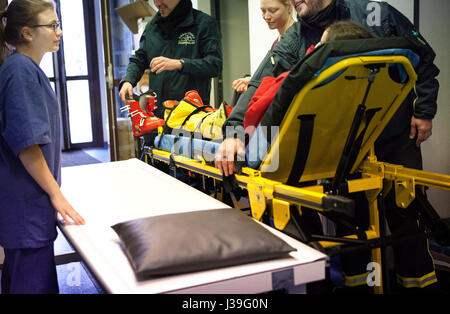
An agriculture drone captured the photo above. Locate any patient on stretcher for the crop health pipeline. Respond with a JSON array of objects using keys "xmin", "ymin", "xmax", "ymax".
[
  {"xmin": 216, "ymin": 21, "xmax": 374, "ymax": 172},
  {"xmin": 244, "ymin": 21, "xmax": 373, "ymax": 135}
]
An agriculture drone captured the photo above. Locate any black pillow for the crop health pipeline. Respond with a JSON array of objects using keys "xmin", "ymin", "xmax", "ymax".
[{"xmin": 112, "ymin": 208, "xmax": 296, "ymax": 280}]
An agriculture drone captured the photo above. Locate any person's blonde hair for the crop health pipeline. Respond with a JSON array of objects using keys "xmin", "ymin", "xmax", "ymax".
[
  {"xmin": 277, "ymin": 0, "xmax": 291, "ymax": 5},
  {"xmin": 0, "ymin": 0, "xmax": 54, "ymax": 65}
]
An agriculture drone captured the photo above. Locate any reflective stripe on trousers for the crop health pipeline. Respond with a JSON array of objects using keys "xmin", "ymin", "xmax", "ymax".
[
  {"xmin": 396, "ymin": 271, "xmax": 438, "ymax": 288},
  {"xmin": 343, "ymin": 271, "xmax": 370, "ymax": 287},
  {"xmin": 343, "ymin": 270, "xmax": 438, "ymax": 288}
]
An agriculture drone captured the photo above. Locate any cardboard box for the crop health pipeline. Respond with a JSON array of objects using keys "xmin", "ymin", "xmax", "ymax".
[{"xmin": 115, "ymin": 0, "xmax": 156, "ymax": 34}]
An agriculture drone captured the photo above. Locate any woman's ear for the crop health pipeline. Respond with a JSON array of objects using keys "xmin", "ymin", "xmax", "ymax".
[{"xmin": 21, "ymin": 26, "xmax": 34, "ymax": 42}]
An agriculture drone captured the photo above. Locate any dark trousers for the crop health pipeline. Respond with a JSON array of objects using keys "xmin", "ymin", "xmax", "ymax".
[
  {"xmin": 1, "ymin": 244, "xmax": 59, "ymax": 294},
  {"xmin": 339, "ymin": 128, "xmax": 437, "ymax": 289},
  {"xmin": 375, "ymin": 129, "xmax": 436, "ymax": 287}
]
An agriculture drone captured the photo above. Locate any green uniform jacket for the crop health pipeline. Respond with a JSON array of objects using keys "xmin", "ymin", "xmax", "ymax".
[
  {"xmin": 121, "ymin": 8, "xmax": 222, "ymax": 117},
  {"xmin": 224, "ymin": 0, "xmax": 439, "ymax": 141}
]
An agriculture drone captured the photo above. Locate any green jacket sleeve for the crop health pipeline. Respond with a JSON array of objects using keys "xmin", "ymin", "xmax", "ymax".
[
  {"xmin": 386, "ymin": 3, "xmax": 440, "ymax": 119},
  {"xmin": 120, "ymin": 31, "xmax": 150, "ymax": 89}
]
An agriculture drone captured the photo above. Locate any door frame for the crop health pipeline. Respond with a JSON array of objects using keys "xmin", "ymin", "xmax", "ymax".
[
  {"xmin": 53, "ymin": 0, "xmax": 104, "ymax": 150},
  {"xmin": 101, "ymin": 0, "xmax": 120, "ymax": 161}
]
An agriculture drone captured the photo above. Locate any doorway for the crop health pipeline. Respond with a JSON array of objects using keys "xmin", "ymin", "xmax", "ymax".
[{"xmin": 22, "ymin": 0, "xmax": 105, "ymax": 151}]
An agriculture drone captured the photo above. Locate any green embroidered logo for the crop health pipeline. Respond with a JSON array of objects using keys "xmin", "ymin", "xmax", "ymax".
[{"xmin": 178, "ymin": 32, "xmax": 196, "ymax": 45}]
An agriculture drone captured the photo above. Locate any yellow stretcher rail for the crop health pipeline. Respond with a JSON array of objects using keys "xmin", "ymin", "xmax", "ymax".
[
  {"xmin": 146, "ymin": 147, "xmax": 449, "ymax": 235},
  {"xmin": 146, "ymin": 149, "xmax": 330, "ymax": 215},
  {"xmin": 360, "ymin": 152, "xmax": 450, "ymax": 208}
]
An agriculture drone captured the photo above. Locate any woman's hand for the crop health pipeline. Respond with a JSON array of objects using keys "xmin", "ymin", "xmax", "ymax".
[
  {"xmin": 232, "ymin": 77, "xmax": 251, "ymax": 93},
  {"xmin": 18, "ymin": 145, "xmax": 85, "ymax": 226},
  {"xmin": 50, "ymin": 191, "xmax": 85, "ymax": 225}
]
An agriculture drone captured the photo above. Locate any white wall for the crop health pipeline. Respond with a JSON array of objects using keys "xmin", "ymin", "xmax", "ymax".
[
  {"xmin": 248, "ymin": 0, "xmax": 280, "ymax": 75},
  {"xmin": 197, "ymin": 0, "xmax": 210, "ymax": 13},
  {"xmin": 220, "ymin": 0, "xmax": 251, "ymax": 103},
  {"xmin": 419, "ymin": 0, "xmax": 450, "ymax": 218}
]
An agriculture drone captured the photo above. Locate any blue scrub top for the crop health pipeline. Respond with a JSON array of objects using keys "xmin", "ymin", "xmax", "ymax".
[{"xmin": 0, "ymin": 52, "xmax": 61, "ymax": 249}]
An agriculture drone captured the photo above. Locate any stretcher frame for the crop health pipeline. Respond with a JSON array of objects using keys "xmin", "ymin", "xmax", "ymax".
[{"xmin": 141, "ymin": 54, "xmax": 450, "ymax": 294}]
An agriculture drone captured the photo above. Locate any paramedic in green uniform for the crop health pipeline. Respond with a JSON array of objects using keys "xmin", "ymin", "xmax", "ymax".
[{"xmin": 119, "ymin": 0, "xmax": 223, "ymax": 119}]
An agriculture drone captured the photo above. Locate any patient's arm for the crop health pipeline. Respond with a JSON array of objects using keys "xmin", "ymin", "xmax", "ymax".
[{"xmin": 232, "ymin": 77, "xmax": 251, "ymax": 93}]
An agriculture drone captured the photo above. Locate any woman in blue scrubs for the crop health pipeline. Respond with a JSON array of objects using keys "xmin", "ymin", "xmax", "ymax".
[{"xmin": 0, "ymin": 0, "xmax": 85, "ymax": 294}]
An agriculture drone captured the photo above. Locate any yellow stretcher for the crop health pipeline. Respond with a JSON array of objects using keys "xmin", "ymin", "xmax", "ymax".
[{"xmin": 140, "ymin": 50, "xmax": 450, "ymax": 294}]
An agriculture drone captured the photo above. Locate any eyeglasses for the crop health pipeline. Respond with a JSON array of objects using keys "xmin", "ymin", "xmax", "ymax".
[{"xmin": 30, "ymin": 22, "xmax": 61, "ymax": 32}]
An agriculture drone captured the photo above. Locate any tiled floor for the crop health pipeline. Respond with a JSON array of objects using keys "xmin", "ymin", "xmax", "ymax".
[
  {"xmin": 83, "ymin": 147, "xmax": 111, "ymax": 163},
  {"xmin": 54, "ymin": 230, "xmax": 103, "ymax": 294}
]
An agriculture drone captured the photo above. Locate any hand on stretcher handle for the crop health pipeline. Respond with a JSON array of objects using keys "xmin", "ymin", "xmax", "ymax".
[{"xmin": 214, "ymin": 138, "xmax": 246, "ymax": 177}]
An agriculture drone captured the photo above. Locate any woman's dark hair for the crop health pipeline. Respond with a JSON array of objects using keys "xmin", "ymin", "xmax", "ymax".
[
  {"xmin": 0, "ymin": 0, "xmax": 54, "ymax": 65},
  {"xmin": 325, "ymin": 20, "xmax": 373, "ymax": 42}
]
